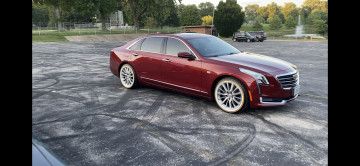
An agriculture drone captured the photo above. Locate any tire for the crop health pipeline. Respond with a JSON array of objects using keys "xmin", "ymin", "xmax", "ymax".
[
  {"xmin": 214, "ymin": 77, "xmax": 249, "ymax": 113},
  {"xmin": 233, "ymin": 38, "xmax": 237, "ymax": 42},
  {"xmin": 119, "ymin": 64, "xmax": 138, "ymax": 89},
  {"xmin": 247, "ymin": 38, "xmax": 250, "ymax": 42}
]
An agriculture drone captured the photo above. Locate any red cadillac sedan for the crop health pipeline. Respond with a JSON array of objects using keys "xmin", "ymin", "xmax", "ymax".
[{"xmin": 110, "ymin": 33, "xmax": 299, "ymax": 113}]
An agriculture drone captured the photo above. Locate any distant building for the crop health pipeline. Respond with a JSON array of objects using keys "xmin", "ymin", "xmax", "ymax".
[{"xmin": 182, "ymin": 25, "xmax": 217, "ymax": 36}]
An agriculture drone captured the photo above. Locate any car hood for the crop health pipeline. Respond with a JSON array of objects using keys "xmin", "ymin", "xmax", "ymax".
[{"xmin": 209, "ymin": 52, "xmax": 296, "ymax": 74}]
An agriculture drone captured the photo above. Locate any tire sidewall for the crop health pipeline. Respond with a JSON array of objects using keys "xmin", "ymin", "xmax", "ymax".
[
  {"xmin": 214, "ymin": 77, "xmax": 249, "ymax": 113},
  {"xmin": 120, "ymin": 64, "xmax": 138, "ymax": 89}
]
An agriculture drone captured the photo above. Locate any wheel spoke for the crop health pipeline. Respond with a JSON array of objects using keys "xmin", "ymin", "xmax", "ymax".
[
  {"xmin": 216, "ymin": 80, "xmax": 245, "ymax": 112},
  {"xmin": 230, "ymin": 83, "xmax": 234, "ymax": 92}
]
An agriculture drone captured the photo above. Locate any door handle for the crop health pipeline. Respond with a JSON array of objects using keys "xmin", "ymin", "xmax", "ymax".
[
  {"xmin": 162, "ymin": 59, "xmax": 170, "ymax": 62},
  {"xmin": 132, "ymin": 53, "xmax": 138, "ymax": 56}
]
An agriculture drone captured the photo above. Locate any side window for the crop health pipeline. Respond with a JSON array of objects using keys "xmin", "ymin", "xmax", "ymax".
[
  {"xmin": 140, "ymin": 37, "xmax": 165, "ymax": 53},
  {"xmin": 166, "ymin": 38, "xmax": 191, "ymax": 56},
  {"xmin": 128, "ymin": 38, "xmax": 144, "ymax": 50}
]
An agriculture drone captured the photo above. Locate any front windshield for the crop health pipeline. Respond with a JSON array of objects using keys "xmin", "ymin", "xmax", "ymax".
[
  {"xmin": 186, "ymin": 37, "xmax": 240, "ymax": 57},
  {"xmin": 246, "ymin": 32, "xmax": 251, "ymax": 36}
]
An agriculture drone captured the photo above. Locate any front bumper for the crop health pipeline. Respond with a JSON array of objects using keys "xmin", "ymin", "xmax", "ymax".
[{"xmin": 257, "ymin": 94, "xmax": 299, "ymax": 107}]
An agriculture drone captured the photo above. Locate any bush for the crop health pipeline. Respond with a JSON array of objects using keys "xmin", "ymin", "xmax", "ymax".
[
  {"xmin": 201, "ymin": 15, "xmax": 213, "ymax": 25},
  {"xmin": 213, "ymin": 0, "xmax": 245, "ymax": 37},
  {"xmin": 252, "ymin": 21, "xmax": 263, "ymax": 30},
  {"xmin": 254, "ymin": 16, "xmax": 265, "ymax": 24},
  {"xmin": 285, "ymin": 15, "xmax": 296, "ymax": 28},
  {"xmin": 313, "ymin": 19, "xmax": 328, "ymax": 35},
  {"xmin": 268, "ymin": 15, "xmax": 282, "ymax": 30}
]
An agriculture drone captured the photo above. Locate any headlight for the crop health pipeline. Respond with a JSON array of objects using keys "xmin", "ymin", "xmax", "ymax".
[{"xmin": 239, "ymin": 68, "xmax": 269, "ymax": 85}]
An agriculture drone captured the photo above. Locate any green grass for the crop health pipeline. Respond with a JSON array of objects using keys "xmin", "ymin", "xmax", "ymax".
[{"xmin": 32, "ymin": 26, "xmax": 186, "ymax": 42}]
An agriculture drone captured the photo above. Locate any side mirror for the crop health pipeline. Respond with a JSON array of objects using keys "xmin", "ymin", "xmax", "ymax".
[{"xmin": 178, "ymin": 52, "xmax": 195, "ymax": 60}]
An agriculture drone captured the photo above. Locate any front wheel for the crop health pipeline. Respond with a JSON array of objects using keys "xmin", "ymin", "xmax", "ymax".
[
  {"xmin": 119, "ymin": 64, "xmax": 138, "ymax": 89},
  {"xmin": 232, "ymin": 38, "xmax": 237, "ymax": 42},
  {"xmin": 247, "ymin": 38, "xmax": 250, "ymax": 42},
  {"xmin": 214, "ymin": 77, "xmax": 249, "ymax": 113}
]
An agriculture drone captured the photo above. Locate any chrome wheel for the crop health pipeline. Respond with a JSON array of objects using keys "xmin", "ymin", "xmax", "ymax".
[
  {"xmin": 214, "ymin": 78, "xmax": 246, "ymax": 113},
  {"xmin": 120, "ymin": 64, "xmax": 135, "ymax": 88}
]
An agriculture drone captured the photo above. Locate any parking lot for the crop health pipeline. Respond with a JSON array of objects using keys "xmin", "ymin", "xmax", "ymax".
[{"xmin": 32, "ymin": 39, "xmax": 328, "ymax": 166}]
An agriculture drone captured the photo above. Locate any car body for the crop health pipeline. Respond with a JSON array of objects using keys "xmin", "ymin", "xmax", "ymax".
[
  {"xmin": 32, "ymin": 136, "xmax": 67, "ymax": 166},
  {"xmin": 249, "ymin": 31, "xmax": 267, "ymax": 41},
  {"xmin": 110, "ymin": 33, "xmax": 299, "ymax": 113},
  {"xmin": 232, "ymin": 31, "xmax": 257, "ymax": 42}
]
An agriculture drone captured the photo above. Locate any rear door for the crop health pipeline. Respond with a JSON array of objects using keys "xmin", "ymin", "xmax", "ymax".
[{"xmin": 131, "ymin": 37, "xmax": 166, "ymax": 83}]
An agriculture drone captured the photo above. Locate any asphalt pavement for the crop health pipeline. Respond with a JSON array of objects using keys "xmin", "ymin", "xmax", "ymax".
[{"xmin": 32, "ymin": 39, "xmax": 328, "ymax": 166}]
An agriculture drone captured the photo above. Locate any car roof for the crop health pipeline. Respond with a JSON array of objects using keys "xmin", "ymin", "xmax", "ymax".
[{"xmin": 144, "ymin": 33, "xmax": 214, "ymax": 40}]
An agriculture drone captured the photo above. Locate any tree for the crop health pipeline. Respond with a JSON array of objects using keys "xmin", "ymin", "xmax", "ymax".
[
  {"xmin": 125, "ymin": 0, "xmax": 153, "ymax": 29},
  {"xmin": 144, "ymin": 17, "xmax": 158, "ymax": 28},
  {"xmin": 313, "ymin": 19, "xmax": 327, "ymax": 36},
  {"xmin": 245, "ymin": 4, "xmax": 259, "ymax": 23},
  {"xmin": 95, "ymin": 0, "xmax": 118, "ymax": 31},
  {"xmin": 281, "ymin": 2, "xmax": 296, "ymax": 20},
  {"xmin": 252, "ymin": 20, "xmax": 263, "ymax": 31},
  {"xmin": 256, "ymin": 6, "xmax": 268, "ymax": 21},
  {"xmin": 266, "ymin": 2, "xmax": 280, "ymax": 19},
  {"xmin": 164, "ymin": 7, "xmax": 180, "ymax": 27},
  {"xmin": 201, "ymin": 15, "xmax": 213, "ymax": 25},
  {"xmin": 306, "ymin": 9, "xmax": 327, "ymax": 25},
  {"xmin": 254, "ymin": 16, "xmax": 265, "ymax": 24},
  {"xmin": 180, "ymin": 5, "xmax": 201, "ymax": 26},
  {"xmin": 32, "ymin": 3, "xmax": 50, "ymax": 26},
  {"xmin": 285, "ymin": 15, "xmax": 296, "ymax": 28},
  {"xmin": 198, "ymin": 2, "xmax": 214, "ymax": 17},
  {"xmin": 213, "ymin": 0, "xmax": 245, "ymax": 37},
  {"xmin": 147, "ymin": 0, "xmax": 178, "ymax": 29},
  {"xmin": 40, "ymin": 0, "xmax": 66, "ymax": 30},
  {"xmin": 302, "ymin": 0, "xmax": 327, "ymax": 12},
  {"xmin": 268, "ymin": 15, "xmax": 282, "ymax": 29}
]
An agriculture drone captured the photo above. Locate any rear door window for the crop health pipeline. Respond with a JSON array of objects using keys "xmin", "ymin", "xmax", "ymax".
[
  {"xmin": 128, "ymin": 38, "xmax": 145, "ymax": 50},
  {"xmin": 140, "ymin": 37, "xmax": 165, "ymax": 53}
]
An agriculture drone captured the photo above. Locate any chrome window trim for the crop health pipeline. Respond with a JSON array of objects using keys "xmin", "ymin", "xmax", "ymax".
[
  {"xmin": 126, "ymin": 36, "xmax": 199, "ymax": 60},
  {"xmin": 140, "ymin": 76, "xmax": 207, "ymax": 94},
  {"xmin": 275, "ymin": 70, "xmax": 299, "ymax": 90}
]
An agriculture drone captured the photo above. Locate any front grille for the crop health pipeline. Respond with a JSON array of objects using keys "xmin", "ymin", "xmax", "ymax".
[{"xmin": 276, "ymin": 72, "xmax": 299, "ymax": 89}]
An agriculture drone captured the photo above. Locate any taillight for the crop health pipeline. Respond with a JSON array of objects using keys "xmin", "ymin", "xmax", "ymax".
[{"xmin": 261, "ymin": 35, "xmax": 264, "ymax": 37}]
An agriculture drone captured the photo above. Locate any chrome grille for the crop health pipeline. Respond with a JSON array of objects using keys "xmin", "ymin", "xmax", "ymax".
[{"xmin": 276, "ymin": 72, "xmax": 299, "ymax": 89}]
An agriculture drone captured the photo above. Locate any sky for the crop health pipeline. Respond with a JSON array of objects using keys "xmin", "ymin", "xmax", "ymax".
[{"xmin": 180, "ymin": 0, "xmax": 306, "ymax": 7}]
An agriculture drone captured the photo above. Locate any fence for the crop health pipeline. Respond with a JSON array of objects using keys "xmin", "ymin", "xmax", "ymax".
[{"xmin": 32, "ymin": 24, "xmax": 186, "ymax": 36}]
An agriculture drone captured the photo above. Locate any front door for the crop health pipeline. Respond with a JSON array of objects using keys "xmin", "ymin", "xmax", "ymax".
[{"xmin": 161, "ymin": 37, "xmax": 204, "ymax": 96}]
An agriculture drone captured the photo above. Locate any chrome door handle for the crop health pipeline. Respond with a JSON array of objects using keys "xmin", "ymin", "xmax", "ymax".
[
  {"xmin": 162, "ymin": 59, "xmax": 170, "ymax": 62},
  {"xmin": 132, "ymin": 53, "xmax": 138, "ymax": 56}
]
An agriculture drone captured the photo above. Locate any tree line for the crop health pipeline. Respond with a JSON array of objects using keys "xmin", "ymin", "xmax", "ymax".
[{"xmin": 32, "ymin": 0, "xmax": 328, "ymax": 37}]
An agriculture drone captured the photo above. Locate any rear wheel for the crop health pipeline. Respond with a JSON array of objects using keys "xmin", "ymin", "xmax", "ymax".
[
  {"xmin": 233, "ymin": 38, "xmax": 237, "ymax": 42},
  {"xmin": 119, "ymin": 64, "xmax": 138, "ymax": 89},
  {"xmin": 214, "ymin": 77, "xmax": 249, "ymax": 113},
  {"xmin": 247, "ymin": 38, "xmax": 250, "ymax": 42}
]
